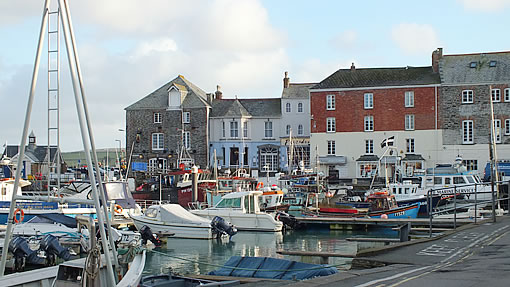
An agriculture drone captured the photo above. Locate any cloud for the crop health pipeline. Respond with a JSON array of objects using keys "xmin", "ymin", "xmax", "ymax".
[
  {"xmin": 457, "ymin": 0, "xmax": 510, "ymax": 12},
  {"xmin": 330, "ymin": 30, "xmax": 358, "ymax": 51},
  {"xmin": 391, "ymin": 23, "xmax": 441, "ymax": 55}
]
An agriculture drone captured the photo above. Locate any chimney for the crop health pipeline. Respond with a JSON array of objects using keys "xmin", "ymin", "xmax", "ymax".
[
  {"xmin": 432, "ymin": 48, "xmax": 443, "ymax": 73},
  {"xmin": 350, "ymin": 63, "xmax": 356, "ymax": 71},
  {"xmin": 215, "ymin": 85, "xmax": 223, "ymax": 100},
  {"xmin": 283, "ymin": 71, "xmax": 290, "ymax": 88}
]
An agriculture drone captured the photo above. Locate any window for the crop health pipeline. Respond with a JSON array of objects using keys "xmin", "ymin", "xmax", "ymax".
[
  {"xmin": 286, "ymin": 125, "xmax": 291, "ymax": 135},
  {"xmin": 148, "ymin": 158, "xmax": 167, "ymax": 173},
  {"xmin": 505, "ymin": 88, "xmax": 510, "ymax": 102},
  {"xmin": 406, "ymin": 138, "xmax": 415, "ymax": 153},
  {"xmin": 489, "ymin": 60, "xmax": 497, "ymax": 67},
  {"xmin": 462, "ymin": 160, "xmax": 478, "ymax": 171},
  {"xmin": 298, "ymin": 102, "xmax": 303, "ymax": 113},
  {"xmin": 492, "ymin": 88, "xmax": 501, "ymax": 102},
  {"xmin": 243, "ymin": 122, "xmax": 248, "ymax": 138},
  {"xmin": 493, "ymin": 119, "xmax": 501, "ymax": 143},
  {"xmin": 358, "ymin": 162, "xmax": 377, "ymax": 178},
  {"xmin": 462, "ymin": 90, "xmax": 473, "ymax": 104},
  {"xmin": 183, "ymin": 131, "xmax": 190, "ymax": 149},
  {"xmin": 364, "ymin": 93, "xmax": 373, "ymax": 109},
  {"xmin": 365, "ymin": 139, "xmax": 373, "ymax": 154},
  {"xmin": 230, "ymin": 121, "xmax": 239, "ymax": 138},
  {"xmin": 264, "ymin": 121, "xmax": 273, "ymax": 138},
  {"xmin": 326, "ymin": 94, "xmax": 335, "ymax": 110},
  {"xmin": 405, "ymin": 114, "xmax": 415, "ymax": 130},
  {"xmin": 298, "ymin": 124, "xmax": 303, "ymax": 135},
  {"xmin": 285, "ymin": 103, "xmax": 291, "ymax": 113},
  {"xmin": 364, "ymin": 116, "xmax": 374, "ymax": 131},
  {"xmin": 462, "ymin": 120, "xmax": 473, "ymax": 144},
  {"xmin": 506, "ymin": 119, "xmax": 510, "ymax": 135},
  {"xmin": 259, "ymin": 146, "xmax": 278, "ymax": 172},
  {"xmin": 470, "ymin": 62, "xmax": 477, "ymax": 68},
  {"xmin": 182, "ymin": 112, "xmax": 190, "ymax": 123},
  {"xmin": 327, "ymin": 140, "xmax": 336, "ymax": 155},
  {"xmin": 222, "ymin": 122, "xmax": 225, "ymax": 138},
  {"xmin": 405, "ymin": 91, "xmax": 414, "ymax": 107},
  {"xmin": 326, "ymin": 117, "xmax": 336, "ymax": 132},
  {"xmin": 152, "ymin": 133, "xmax": 164, "ymax": 150},
  {"xmin": 154, "ymin": 113, "xmax": 162, "ymax": 123}
]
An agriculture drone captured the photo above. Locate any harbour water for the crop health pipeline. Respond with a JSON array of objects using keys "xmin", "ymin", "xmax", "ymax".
[{"xmin": 142, "ymin": 226, "xmax": 399, "ymax": 276}]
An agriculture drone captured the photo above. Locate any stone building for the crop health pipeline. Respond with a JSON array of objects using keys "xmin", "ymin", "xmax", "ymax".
[
  {"xmin": 125, "ymin": 75, "xmax": 211, "ymax": 173},
  {"xmin": 436, "ymin": 49, "xmax": 510, "ymax": 173}
]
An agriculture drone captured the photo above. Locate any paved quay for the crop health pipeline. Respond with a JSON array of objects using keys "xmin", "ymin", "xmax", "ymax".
[{"xmin": 243, "ymin": 215, "xmax": 510, "ymax": 287}]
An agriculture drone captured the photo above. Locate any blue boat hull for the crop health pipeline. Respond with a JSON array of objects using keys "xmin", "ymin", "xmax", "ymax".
[{"xmin": 369, "ymin": 202, "xmax": 420, "ymax": 219}]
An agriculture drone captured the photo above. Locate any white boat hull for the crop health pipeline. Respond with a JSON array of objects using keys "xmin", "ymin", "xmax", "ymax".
[
  {"xmin": 190, "ymin": 209, "xmax": 283, "ymax": 232},
  {"xmin": 131, "ymin": 215, "xmax": 214, "ymax": 239}
]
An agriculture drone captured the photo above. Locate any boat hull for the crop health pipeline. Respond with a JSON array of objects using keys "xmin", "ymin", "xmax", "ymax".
[
  {"xmin": 369, "ymin": 203, "xmax": 421, "ymax": 219},
  {"xmin": 191, "ymin": 209, "xmax": 283, "ymax": 232},
  {"xmin": 130, "ymin": 215, "xmax": 214, "ymax": 239}
]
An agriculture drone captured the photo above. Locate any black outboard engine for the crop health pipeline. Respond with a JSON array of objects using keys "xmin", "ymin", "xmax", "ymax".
[
  {"xmin": 276, "ymin": 211, "xmax": 300, "ymax": 230},
  {"xmin": 40, "ymin": 234, "xmax": 71, "ymax": 266},
  {"xmin": 8, "ymin": 236, "xmax": 44, "ymax": 271},
  {"xmin": 210, "ymin": 216, "xmax": 237, "ymax": 240},
  {"xmin": 140, "ymin": 225, "xmax": 162, "ymax": 247}
]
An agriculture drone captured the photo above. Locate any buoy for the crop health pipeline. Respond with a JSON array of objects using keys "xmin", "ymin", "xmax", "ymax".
[{"xmin": 381, "ymin": 214, "xmax": 388, "ymax": 219}]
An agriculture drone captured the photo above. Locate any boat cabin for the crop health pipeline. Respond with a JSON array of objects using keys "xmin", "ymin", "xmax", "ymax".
[
  {"xmin": 366, "ymin": 190, "xmax": 398, "ymax": 212},
  {"xmin": 213, "ymin": 190, "xmax": 262, "ymax": 214}
]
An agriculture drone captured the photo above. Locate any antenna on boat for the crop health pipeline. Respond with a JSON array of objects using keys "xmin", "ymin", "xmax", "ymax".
[{"xmin": 0, "ymin": 1, "xmax": 118, "ymax": 284}]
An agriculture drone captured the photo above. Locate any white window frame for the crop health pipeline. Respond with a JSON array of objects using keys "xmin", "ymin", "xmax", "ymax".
[
  {"xmin": 505, "ymin": 88, "xmax": 510, "ymax": 102},
  {"xmin": 493, "ymin": 119, "xmax": 501, "ymax": 143},
  {"xmin": 152, "ymin": 133, "xmax": 164, "ymax": 150},
  {"xmin": 326, "ymin": 94, "xmax": 335, "ymax": 110},
  {"xmin": 326, "ymin": 117, "xmax": 336, "ymax": 133},
  {"xmin": 505, "ymin": 119, "xmax": 510, "ymax": 135},
  {"xmin": 242, "ymin": 121, "xmax": 248, "ymax": 138},
  {"xmin": 491, "ymin": 88, "xmax": 501, "ymax": 102},
  {"xmin": 285, "ymin": 102, "xmax": 291, "ymax": 113},
  {"xmin": 405, "ymin": 91, "xmax": 414, "ymax": 107},
  {"xmin": 298, "ymin": 124, "xmax": 303, "ymax": 135},
  {"xmin": 183, "ymin": 131, "xmax": 191, "ymax": 149},
  {"xmin": 462, "ymin": 90, "xmax": 473, "ymax": 104},
  {"xmin": 364, "ymin": 93, "xmax": 373, "ymax": 109},
  {"xmin": 154, "ymin": 112, "xmax": 162, "ymax": 123},
  {"xmin": 406, "ymin": 138, "xmax": 415, "ymax": 153},
  {"xmin": 327, "ymin": 140, "xmax": 336, "ymax": 155},
  {"xmin": 364, "ymin": 116, "xmax": 374, "ymax": 132},
  {"xmin": 365, "ymin": 139, "xmax": 373, "ymax": 154},
  {"xmin": 182, "ymin": 112, "xmax": 190, "ymax": 123},
  {"xmin": 259, "ymin": 146, "xmax": 278, "ymax": 172},
  {"xmin": 405, "ymin": 114, "xmax": 415, "ymax": 131},
  {"xmin": 462, "ymin": 120, "xmax": 474, "ymax": 144},
  {"xmin": 297, "ymin": 102, "xmax": 303, "ymax": 113},
  {"xmin": 264, "ymin": 121, "xmax": 273, "ymax": 138},
  {"xmin": 286, "ymin": 125, "xmax": 291, "ymax": 135},
  {"xmin": 230, "ymin": 121, "xmax": 239, "ymax": 138}
]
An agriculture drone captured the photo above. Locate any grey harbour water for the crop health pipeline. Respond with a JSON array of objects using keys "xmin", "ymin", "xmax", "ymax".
[{"xmin": 142, "ymin": 226, "xmax": 399, "ymax": 276}]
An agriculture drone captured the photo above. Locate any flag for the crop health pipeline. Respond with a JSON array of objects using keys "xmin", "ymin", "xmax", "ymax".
[{"xmin": 380, "ymin": 136, "xmax": 395, "ymax": 148}]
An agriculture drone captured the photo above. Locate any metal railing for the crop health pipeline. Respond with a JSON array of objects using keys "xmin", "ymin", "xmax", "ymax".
[{"xmin": 427, "ymin": 180, "xmax": 509, "ymax": 237}]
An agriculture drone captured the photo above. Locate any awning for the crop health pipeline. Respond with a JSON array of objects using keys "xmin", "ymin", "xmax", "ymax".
[
  {"xmin": 402, "ymin": 154, "xmax": 425, "ymax": 161},
  {"xmin": 319, "ymin": 156, "xmax": 347, "ymax": 165},
  {"xmin": 356, "ymin": 155, "xmax": 379, "ymax": 162}
]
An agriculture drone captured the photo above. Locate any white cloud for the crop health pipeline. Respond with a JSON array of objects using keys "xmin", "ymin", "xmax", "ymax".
[
  {"xmin": 457, "ymin": 0, "xmax": 510, "ymax": 12},
  {"xmin": 330, "ymin": 30, "xmax": 358, "ymax": 51},
  {"xmin": 391, "ymin": 23, "xmax": 441, "ymax": 55}
]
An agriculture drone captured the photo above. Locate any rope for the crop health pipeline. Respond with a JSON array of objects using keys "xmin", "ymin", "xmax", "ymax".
[{"xmin": 148, "ymin": 249, "xmax": 349, "ymax": 272}]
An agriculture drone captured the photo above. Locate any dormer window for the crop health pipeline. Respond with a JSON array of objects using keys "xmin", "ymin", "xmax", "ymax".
[
  {"xmin": 470, "ymin": 62, "xmax": 477, "ymax": 68},
  {"xmin": 489, "ymin": 61, "xmax": 497, "ymax": 67},
  {"xmin": 168, "ymin": 86, "xmax": 183, "ymax": 110}
]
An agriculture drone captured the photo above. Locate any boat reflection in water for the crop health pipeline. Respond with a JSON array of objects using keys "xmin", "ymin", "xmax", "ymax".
[{"xmin": 143, "ymin": 227, "xmax": 398, "ymax": 275}]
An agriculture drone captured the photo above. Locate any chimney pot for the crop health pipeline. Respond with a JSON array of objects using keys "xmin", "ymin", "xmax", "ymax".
[
  {"xmin": 215, "ymin": 85, "xmax": 223, "ymax": 100},
  {"xmin": 283, "ymin": 71, "xmax": 290, "ymax": 88},
  {"xmin": 350, "ymin": 63, "xmax": 355, "ymax": 70}
]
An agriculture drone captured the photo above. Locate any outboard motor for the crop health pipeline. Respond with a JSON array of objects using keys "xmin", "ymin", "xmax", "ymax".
[
  {"xmin": 8, "ymin": 236, "xmax": 44, "ymax": 271},
  {"xmin": 276, "ymin": 211, "xmax": 300, "ymax": 230},
  {"xmin": 140, "ymin": 225, "xmax": 162, "ymax": 247},
  {"xmin": 210, "ymin": 216, "xmax": 237, "ymax": 240},
  {"xmin": 40, "ymin": 234, "xmax": 71, "ymax": 266}
]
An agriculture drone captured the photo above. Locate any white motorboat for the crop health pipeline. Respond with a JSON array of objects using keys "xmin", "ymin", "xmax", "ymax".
[
  {"xmin": 190, "ymin": 190, "xmax": 283, "ymax": 232},
  {"xmin": 131, "ymin": 204, "xmax": 236, "ymax": 239}
]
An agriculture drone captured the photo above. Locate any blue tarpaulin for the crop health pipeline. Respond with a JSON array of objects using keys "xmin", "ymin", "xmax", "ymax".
[{"xmin": 209, "ymin": 256, "xmax": 338, "ymax": 280}]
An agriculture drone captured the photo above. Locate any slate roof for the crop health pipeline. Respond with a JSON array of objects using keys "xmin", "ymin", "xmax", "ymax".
[
  {"xmin": 282, "ymin": 83, "xmax": 316, "ymax": 99},
  {"xmin": 125, "ymin": 75, "xmax": 210, "ymax": 110},
  {"xmin": 210, "ymin": 98, "xmax": 281, "ymax": 118},
  {"xmin": 311, "ymin": 66, "xmax": 440, "ymax": 90},
  {"xmin": 439, "ymin": 51, "xmax": 510, "ymax": 84},
  {"xmin": 3, "ymin": 145, "xmax": 59, "ymax": 163}
]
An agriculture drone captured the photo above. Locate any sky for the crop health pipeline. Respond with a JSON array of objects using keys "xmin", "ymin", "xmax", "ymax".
[{"xmin": 1, "ymin": 0, "xmax": 510, "ymax": 152}]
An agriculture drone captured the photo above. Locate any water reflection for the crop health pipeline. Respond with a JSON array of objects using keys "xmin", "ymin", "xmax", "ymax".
[{"xmin": 144, "ymin": 227, "xmax": 398, "ymax": 275}]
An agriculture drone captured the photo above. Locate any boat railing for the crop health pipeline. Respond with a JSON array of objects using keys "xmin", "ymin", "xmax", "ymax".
[
  {"xmin": 188, "ymin": 201, "xmax": 209, "ymax": 210},
  {"xmin": 134, "ymin": 199, "xmax": 171, "ymax": 210}
]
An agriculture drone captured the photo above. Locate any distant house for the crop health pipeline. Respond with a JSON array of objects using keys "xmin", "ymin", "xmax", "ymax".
[
  {"xmin": 1, "ymin": 131, "xmax": 64, "ymax": 179},
  {"xmin": 125, "ymin": 75, "xmax": 212, "ymax": 173}
]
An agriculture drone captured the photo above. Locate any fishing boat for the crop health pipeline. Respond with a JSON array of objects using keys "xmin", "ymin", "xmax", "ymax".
[
  {"xmin": 130, "ymin": 204, "xmax": 237, "ymax": 239},
  {"xmin": 259, "ymin": 185, "xmax": 290, "ymax": 212},
  {"xmin": 190, "ymin": 190, "xmax": 283, "ymax": 232},
  {"xmin": 365, "ymin": 190, "xmax": 421, "ymax": 218}
]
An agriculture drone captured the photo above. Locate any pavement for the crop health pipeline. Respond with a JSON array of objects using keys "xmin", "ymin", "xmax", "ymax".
[{"xmin": 243, "ymin": 215, "xmax": 510, "ymax": 287}]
